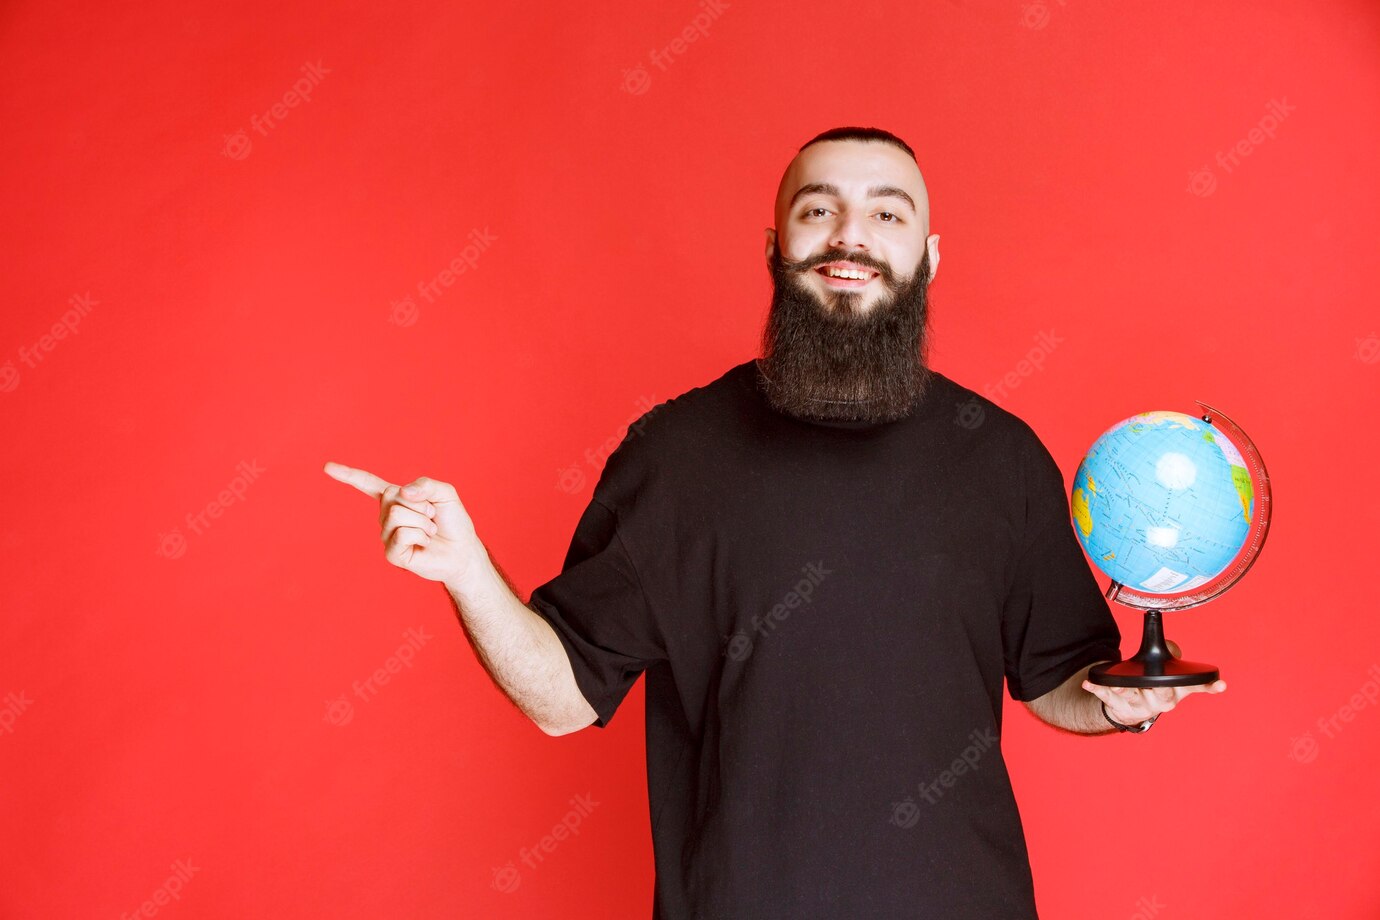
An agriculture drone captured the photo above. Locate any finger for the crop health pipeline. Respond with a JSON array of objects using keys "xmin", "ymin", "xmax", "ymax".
[
  {"xmin": 1165, "ymin": 639, "xmax": 1183, "ymax": 657},
  {"xmin": 1080, "ymin": 681, "xmax": 1119, "ymax": 709},
  {"xmin": 1177, "ymin": 679, "xmax": 1228, "ymax": 699},
  {"xmin": 384, "ymin": 525, "xmax": 432, "ymax": 565},
  {"xmin": 324, "ymin": 461, "xmax": 392, "ymax": 499},
  {"xmin": 380, "ymin": 484, "xmax": 436, "ymax": 525},
  {"xmin": 401, "ymin": 476, "xmax": 459, "ymax": 504},
  {"xmin": 382, "ymin": 505, "xmax": 439, "ymax": 542},
  {"xmin": 1082, "ymin": 682, "xmax": 1149, "ymax": 721}
]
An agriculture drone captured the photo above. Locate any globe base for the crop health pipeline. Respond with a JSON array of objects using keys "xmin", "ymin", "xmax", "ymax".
[{"xmin": 1087, "ymin": 611, "xmax": 1220, "ymax": 688}]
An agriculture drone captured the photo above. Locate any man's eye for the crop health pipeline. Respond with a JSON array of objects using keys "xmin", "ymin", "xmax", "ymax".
[
  {"xmin": 877, "ymin": 212, "xmax": 899, "ymax": 222},
  {"xmin": 805, "ymin": 208, "xmax": 830, "ymax": 218}
]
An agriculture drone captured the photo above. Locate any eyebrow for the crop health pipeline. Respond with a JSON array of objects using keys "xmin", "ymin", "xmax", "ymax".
[{"xmin": 789, "ymin": 181, "xmax": 917, "ymax": 214}]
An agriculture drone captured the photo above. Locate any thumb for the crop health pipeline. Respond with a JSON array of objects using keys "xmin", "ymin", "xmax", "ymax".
[{"xmin": 1166, "ymin": 638, "xmax": 1183, "ymax": 658}]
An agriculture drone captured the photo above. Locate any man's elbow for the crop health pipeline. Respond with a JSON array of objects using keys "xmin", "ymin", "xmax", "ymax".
[{"xmin": 536, "ymin": 701, "xmax": 599, "ymax": 737}]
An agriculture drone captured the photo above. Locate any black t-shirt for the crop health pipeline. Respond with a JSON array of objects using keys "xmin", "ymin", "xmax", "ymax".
[{"xmin": 527, "ymin": 359, "xmax": 1121, "ymax": 919}]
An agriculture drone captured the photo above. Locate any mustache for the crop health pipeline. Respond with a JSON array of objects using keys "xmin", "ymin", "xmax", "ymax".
[{"xmin": 774, "ymin": 248, "xmax": 900, "ymax": 288}]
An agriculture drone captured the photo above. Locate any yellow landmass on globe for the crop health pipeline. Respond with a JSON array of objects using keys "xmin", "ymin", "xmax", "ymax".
[
  {"xmin": 1130, "ymin": 411, "xmax": 1200, "ymax": 435},
  {"xmin": 1101, "ymin": 551, "xmax": 1116, "ymax": 561},
  {"xmin": 1230, "ymin": 464, "xmax": 1253, "ymax": 523},
  {"xmin": 1141, "ymin": 411, "xmax": 1199, "ymax": 428},
  {"xmin": 1072, "ymin": 484, "xmax": 1094, "ymax": 537}
]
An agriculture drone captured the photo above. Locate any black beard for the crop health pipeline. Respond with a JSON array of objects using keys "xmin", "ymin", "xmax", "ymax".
[{"xmin": 757, "ymin": 244, "xmax": 933, "ymax": 424}]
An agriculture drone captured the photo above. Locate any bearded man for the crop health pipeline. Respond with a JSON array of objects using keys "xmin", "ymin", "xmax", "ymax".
[{"xmin": 326, "ymin": 125, "xmax": 1225, "ymax": 919}]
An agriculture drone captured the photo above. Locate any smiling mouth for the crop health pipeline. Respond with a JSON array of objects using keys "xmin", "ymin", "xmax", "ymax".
[{"xmin": 814, "ymin": 262, "xmax": 880, "ymax": 288}]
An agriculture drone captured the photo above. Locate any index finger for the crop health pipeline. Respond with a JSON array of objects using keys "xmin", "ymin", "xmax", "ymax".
[{"xmin": 323, "ymin": 461, "xmax": 393, "ymax": 499}]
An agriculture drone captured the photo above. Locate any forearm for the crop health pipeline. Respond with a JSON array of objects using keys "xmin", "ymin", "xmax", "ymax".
[
  {"xmin": 1025, "ymin": 661, "xmax": 1119, "ymax": 735},
  {"xmin": 443, "ymin": 549, "xmax": 596, "ymax": 735}
]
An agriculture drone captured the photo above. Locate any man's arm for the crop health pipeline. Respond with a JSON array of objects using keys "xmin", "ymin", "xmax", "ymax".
[
  {"xmin": 322, "ymin": 462, "xmax": 598, "ymax": 737},
  {"xmin": 446, "ymin": 555, "xmax": 599, "ymax": 736},
  {"xmin": 1023, "ymin": 660, "xmax": 1120, "ymax": 735}
]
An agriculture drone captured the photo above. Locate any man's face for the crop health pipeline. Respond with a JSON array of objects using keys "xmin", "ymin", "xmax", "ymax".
[{"xmin": 758, "ymin": 139, "xmax": 941, "ymax": 424}]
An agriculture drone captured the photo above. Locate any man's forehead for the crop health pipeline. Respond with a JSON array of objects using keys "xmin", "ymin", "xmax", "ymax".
[{"xmin": 775, "ymin": 140, "xmax": 929, "ymax": 226}]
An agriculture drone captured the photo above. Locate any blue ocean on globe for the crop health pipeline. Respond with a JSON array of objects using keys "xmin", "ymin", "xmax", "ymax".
[{"xmin": 1071, "ymin": 411, "xmax": 1254, "ymax": 594}]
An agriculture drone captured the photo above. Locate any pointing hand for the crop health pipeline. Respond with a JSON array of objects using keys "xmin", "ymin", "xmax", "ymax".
[{"xmin": 323, "ymin": 461, "xmax": 487, "ymax": 586}]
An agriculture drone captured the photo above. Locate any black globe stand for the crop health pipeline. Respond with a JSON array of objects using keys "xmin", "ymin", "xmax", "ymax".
[{"xmin": 1088, "ymin": 609, "xmax": 1219, "ymax": 688}]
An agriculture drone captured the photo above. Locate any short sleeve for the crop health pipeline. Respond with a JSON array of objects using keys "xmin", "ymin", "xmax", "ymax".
[
  {"xmin": 1001, "ymin": 432, "xmax": 1123, "ymax": 702},
  {"xmin": 526, "ymin": 496, "xmax": 666, "ymax": 728}
]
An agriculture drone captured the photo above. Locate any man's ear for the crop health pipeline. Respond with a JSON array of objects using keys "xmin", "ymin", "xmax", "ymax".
[
  {"xmin": 764, "ymin": 227, "xmax": 777, "ymax": 270},
  {"xmin": 926, "ymin": 233, "xmax": 941, "ymax": 283}
]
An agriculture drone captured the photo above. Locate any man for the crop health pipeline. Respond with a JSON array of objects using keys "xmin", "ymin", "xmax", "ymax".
[{"xmin": 324, "ymin": 126, "xmax": 1226, "ymax": 918}]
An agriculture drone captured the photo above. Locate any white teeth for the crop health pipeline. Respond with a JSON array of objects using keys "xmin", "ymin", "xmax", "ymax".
[{"xmin": 823, "ymin": 267, "xmax": 871, "ymax": 280}]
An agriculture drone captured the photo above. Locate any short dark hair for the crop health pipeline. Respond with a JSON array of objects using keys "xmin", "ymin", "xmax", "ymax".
[{"xmin": 798, "ymin": 126, "xmax": 916, "ymax": 162}]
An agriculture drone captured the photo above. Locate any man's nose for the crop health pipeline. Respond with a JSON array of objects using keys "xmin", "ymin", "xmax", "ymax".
[{"xmin": 828, "ymin": 212, "xmax": 871, "ymax": 252}]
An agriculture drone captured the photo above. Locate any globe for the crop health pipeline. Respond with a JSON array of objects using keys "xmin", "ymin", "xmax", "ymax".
[
  {"xmin": 1072, "ymin": 409, "xmax": 1257, "ymax": 597},
  {"xmin": 1071, "ymin": 403, "xmax": 1272, "ymax": 687}
]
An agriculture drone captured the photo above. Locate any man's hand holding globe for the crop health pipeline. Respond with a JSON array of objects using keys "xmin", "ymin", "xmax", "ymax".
[{"xmin": 1082, "ymin": 638, "xmax": 1228, "ymax": 729}]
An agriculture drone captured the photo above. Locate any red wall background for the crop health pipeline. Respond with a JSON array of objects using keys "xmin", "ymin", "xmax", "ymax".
[{"xmin": 2, "ymin": 1, "xmax": 1377, "ymax": 917}]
